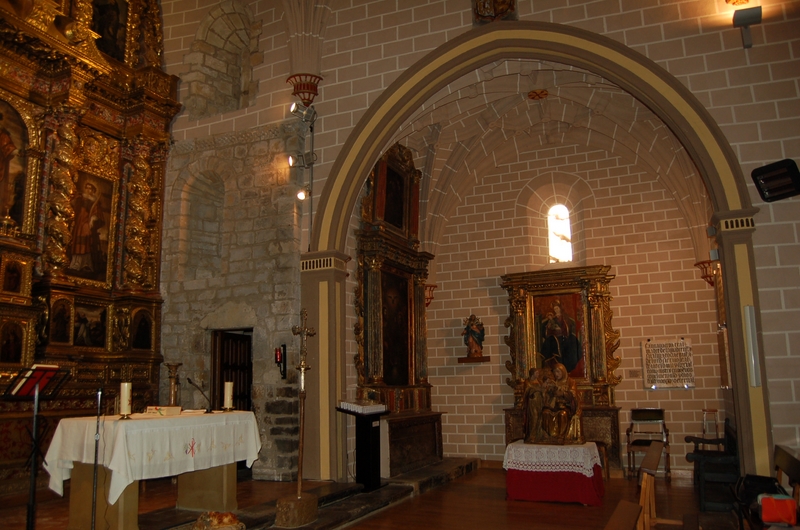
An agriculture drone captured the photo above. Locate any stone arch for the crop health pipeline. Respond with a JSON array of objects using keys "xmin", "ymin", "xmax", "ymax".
[
  {"xmin": 182, "ymin": 0, "xmax": 261, "ymax": 120},
  {"xmin": 314, "ymin": 21, "xmax": 748, "ymax": 254}
]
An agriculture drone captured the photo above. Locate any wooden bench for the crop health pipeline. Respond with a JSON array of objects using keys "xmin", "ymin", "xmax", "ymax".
[
  {"xmin": 604, "ymin": 499, "xmax": 641, "ymax": 530},
  {"xmin": 638, "ymin": 441, "xmax": 683, "ymax": 528},
  {"xmin": 775, "ymin": 445, "xmax": 800, "ymax": 503}
]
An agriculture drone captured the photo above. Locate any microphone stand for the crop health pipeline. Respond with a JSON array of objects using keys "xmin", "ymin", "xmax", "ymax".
[
  {"xmin": 92, "ymin": 388, "xmax": 102, "ymax": 530},
  {"xmin": 186, "ymin": 378, "xmax": 213, "ymax": 413}
]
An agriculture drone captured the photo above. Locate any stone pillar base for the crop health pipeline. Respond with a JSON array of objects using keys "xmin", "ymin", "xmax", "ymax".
[{"xmin": 274, "ymin": 492, "xmax": 318, "ymax": 528}]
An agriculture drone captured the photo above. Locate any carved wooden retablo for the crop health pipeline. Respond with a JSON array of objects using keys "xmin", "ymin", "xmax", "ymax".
[
  {"xmin": 501, "ymin": 266, "xmax": 622, "ymax": 462},
  {"xmin": 0, "ymin": 0, "xmax": 179, "ymax": 495}
]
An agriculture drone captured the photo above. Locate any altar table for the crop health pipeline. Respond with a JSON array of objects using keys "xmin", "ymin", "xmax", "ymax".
[
  {"xmin": 503, "ymin": 441, "xmax": 605, "ymax": 506},
  {"xmin": 44, "ymin": 411, "xmax": 261, "ymax": 529}
]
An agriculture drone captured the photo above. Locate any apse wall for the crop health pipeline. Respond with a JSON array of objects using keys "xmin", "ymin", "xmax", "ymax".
[
  {"xmin": 425, "ymin": 145, "xmax": 724, "ymax": 472},
  {"xmin": 158, "ymin": 0, "xmax": 800, "ymax": 461}
]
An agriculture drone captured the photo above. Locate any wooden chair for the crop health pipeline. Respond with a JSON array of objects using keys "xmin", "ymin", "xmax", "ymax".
[
  {"xmin": 684, "ymin": 418, "xmax": 739, "ymax": 511},
  {"xmin": 627, "ymin": 408, "xmax": 670, "ymax": 480}
]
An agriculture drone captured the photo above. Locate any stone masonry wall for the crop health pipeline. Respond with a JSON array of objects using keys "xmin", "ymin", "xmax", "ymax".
[{"xmin": 160, "ymin": 123, "xmax": 306, "ymax": 480}]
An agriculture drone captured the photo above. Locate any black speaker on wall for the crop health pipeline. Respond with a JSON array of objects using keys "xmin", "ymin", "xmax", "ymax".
[{"xmin": 751, "ymin": 159, "xmax": 800, "ymax": 202}]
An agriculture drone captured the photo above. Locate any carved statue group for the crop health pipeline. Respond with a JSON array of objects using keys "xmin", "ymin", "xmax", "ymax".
[{"xmin": 522, "ymin": 359, "xmax": 584, "ymax": 445}]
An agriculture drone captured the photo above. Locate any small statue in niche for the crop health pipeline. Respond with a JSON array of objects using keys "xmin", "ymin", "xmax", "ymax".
[
  {"xmin": 473, "ymin": 0, "xmax": 517, "ymax": 24},
  {"xmin": 523, "ymin": 359, "xmax": 584, "ymax": 445},
  {"xmin": 462, "ymin": 314, "xmax": 485, "ymax": 358}
]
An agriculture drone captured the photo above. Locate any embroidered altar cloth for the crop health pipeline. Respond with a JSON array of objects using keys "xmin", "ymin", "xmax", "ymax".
[
  {"xmin": 45, "ymin": 411, "xmax": 261, "ymax": 504},
  {"xmin": 503, "ymin": 440, "xmax": 601, "ymax": 477}
]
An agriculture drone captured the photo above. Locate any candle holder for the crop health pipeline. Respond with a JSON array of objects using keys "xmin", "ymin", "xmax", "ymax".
[
  {"xmin": 222, "ymin": 407, "xmax": 234, "ymax": 412},
  {"xmin": 120, "ymin": 413, "xmax": 131, "ymax": 420}
]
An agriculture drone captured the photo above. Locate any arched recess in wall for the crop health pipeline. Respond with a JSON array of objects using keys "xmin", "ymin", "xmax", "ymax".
[
  {"xmin": 518, "ymin": 172, "xmax": 595, "ymax": 267},
  {"xmin": 314, "ymin": 21, "xmax": 749, "ymax": 255},
  {"xmin": 167, "ymin": 164, "xmax": 226, "ymax": 282},
  {"xmin": 182, "ymin": 0, "xmax": 261, "ymax": 120}
]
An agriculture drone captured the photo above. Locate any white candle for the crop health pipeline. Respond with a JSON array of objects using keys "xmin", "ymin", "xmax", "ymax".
[
  {"xmin": 300, "ymin": 370, "xmax": 305, "ymax": 392},
  {"xmin": 120, "ymin": 382, "xmax": 132, "ymax": 415},
  {"xmin": 224, "ymin": 381, "xmax": 234, "ymax": 409}
]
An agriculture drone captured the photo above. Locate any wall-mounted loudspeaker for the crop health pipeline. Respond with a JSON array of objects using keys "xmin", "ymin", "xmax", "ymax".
[{"xmin": 751, "ymin": 159, "xmax": 800, "ymax": 202}]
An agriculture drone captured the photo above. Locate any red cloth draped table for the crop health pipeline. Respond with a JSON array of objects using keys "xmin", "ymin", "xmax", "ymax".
[
  {"xmin": 44, "ymin": 411, "xmax": 261, "ymax": 530},
  {"xmin": 503, "ymin": 440, "xmax": 605, "ymax": 506}
]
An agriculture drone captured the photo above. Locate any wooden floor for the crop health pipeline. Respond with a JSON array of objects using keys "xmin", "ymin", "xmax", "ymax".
[{"xmin": 1, "ymin": 468, "xmax": 741, "ymax": 530}]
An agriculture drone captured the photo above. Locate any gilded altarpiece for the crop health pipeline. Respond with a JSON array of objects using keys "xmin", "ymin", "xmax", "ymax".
[
  {"xmin": 0, "ymin": 0, "xmax": 179, "ymax": 495},
  {"xmin": 501, "ymin": 266, "xmax": 624, "ymax": 466},
  {"xmin": 354, "ymin": 144, "xmax": 443, "ymax": 476}
]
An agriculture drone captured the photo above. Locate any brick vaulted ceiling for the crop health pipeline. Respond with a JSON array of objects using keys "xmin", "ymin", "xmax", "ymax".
[{"xmin": 386, "ymin": 59, "xmax": 714, "ymax": 263}]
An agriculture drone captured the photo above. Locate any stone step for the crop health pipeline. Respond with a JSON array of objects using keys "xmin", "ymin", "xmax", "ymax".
[{"xmin": 140, "ymin": 457, "xmax": 480, "ymax": 529}]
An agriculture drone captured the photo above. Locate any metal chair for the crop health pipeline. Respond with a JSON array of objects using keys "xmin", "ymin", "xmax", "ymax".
[{"xmin": 626, "ymin": 408, "xmax": 670, "ymax": 480}]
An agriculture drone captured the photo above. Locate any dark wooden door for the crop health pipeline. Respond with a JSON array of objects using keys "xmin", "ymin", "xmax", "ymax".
[{"xmin": 211, "ymin": 330, "xmax": 252, "ymax": 412}]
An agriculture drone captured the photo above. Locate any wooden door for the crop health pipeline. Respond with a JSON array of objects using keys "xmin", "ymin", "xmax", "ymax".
[{"xmin": 211, "ymin": 330, "xmax": 252, "ymax": 412}]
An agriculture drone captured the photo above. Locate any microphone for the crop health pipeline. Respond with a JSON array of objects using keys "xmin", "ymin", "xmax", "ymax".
[{"xmin": 186, "ymin": 378, "xmax": 213, "ymax": 413}]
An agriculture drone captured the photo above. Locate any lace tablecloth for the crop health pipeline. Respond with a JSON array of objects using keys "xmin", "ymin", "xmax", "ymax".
[
  {"xmin": 44, "ymin": 411, "xmax": 261, "ymax": 504},
  {"xmin": 503, "ymin": 440, "xmax": 601, "ymax": 477}
]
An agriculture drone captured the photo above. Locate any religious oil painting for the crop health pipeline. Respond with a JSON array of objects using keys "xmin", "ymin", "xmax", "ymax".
[
  {"xmin": 0, "ymin": 100, "xmax": 28, "ymax": 229},
  {"xmin": 66, "ymin": 174, "xmax": 115, "ymax": 284},
  {"xmin": 381, "ymin": 269, "xmax": 410, "ymax": 386},
  {"xmin": 73, "ymin": 303, "xmax": 107, "ymax": 349},
  {"xmin": 92, "ymin": 0, "xmax": 129, "ymax": 62},
  {"xmin": 533, "ymin": 292, "xmax": 588, "ymax": 381}
]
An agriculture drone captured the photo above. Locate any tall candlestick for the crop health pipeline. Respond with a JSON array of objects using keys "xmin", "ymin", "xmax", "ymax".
[
  {"xmin": 223, "ymin": 381, "xmax": 233, "ymax": 410},
  {"xmin": 119, "ymin": 382, "xmax": 132, "ymax": 416}
]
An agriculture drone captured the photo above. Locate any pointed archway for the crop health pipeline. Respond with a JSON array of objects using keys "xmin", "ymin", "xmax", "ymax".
[{"xmin": 307, "ymin": 21, "xmax": 771, "ymax": 479}]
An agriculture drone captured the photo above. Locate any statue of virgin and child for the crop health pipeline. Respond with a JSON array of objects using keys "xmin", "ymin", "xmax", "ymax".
[{"xmin": 522, "ymin": 359, "xmax": 584, "ymax": 445}]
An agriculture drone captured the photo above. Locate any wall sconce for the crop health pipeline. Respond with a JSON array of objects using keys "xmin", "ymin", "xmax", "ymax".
[
  {"xmin": 296, "ymin": 186, "xmax": 311, "ymax": 201},
  {"xmin": 732, "ymin": 6, "xmax": 762, "ymax": 49}
]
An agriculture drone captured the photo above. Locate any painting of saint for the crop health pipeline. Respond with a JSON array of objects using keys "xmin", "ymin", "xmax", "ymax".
[
  {"xmin": 73, "ymin": 304, "xmax": 107, "ymax": 348},
  {"xmin": 536, "ymin": 294, "xmax": 585, "ymax": 378},
  {"xmin": 67, "ymin": 176, "xmax": 111, "ymax": 282},
  {"xmin": 0, "ymin": 101, "xmax": 28, "ymax": 228},
  {"xmin": 92, "ymin": 0, "xmax": 129, "ymax": 62},
  {"xmin": 381, "ymin": 271, "xmax": 410, "ymax": 386}
]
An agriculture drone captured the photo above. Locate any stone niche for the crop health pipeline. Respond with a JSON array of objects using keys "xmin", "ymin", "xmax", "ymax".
[{"xmin": 354, "ymin": 143, "xmax": 442, "ymax": 477}]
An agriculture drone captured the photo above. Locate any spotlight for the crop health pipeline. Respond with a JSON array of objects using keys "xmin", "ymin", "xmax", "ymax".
[
  {"xmin": 732, "ymin": 6, "xmax": 762, "ymax": 49},
  {"xmin": 290, "ymin": 102, "xmax": 317, "ymax": 123},
  {"xmin": 297, "ymin": 186, "xmax": 310, "ymax": 201}
]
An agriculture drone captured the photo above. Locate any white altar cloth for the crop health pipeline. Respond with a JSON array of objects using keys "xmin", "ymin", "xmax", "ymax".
[
  {"xmin": 44, "ymin": 411, "xmax": 261, "ymax": 504},
  {"xmin": 502, "ymin": 441, "xmax": 601, "ymax": 477}
]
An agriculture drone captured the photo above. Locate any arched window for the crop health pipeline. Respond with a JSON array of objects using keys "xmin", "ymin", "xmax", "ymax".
[{"xmin": 548, "ymin": 204, "xmax": 572, "ymax": 263}]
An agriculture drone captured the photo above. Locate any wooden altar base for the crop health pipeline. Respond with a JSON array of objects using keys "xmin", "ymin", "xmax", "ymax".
[{"xmin": 380, "ymin": 411, "xmax": 443, "ymax": 477}]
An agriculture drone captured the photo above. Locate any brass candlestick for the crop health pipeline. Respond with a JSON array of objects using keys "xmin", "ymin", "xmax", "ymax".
[{"xmin": 164, "ymin": 362, "xmax": 182, "ymax": 406}]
